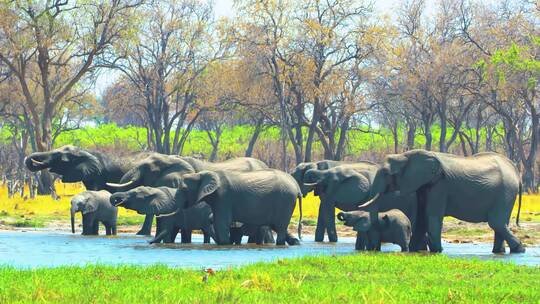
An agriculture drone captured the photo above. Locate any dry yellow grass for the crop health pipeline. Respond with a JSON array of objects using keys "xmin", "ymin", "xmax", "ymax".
[
  {"xmin": 0, "ymin": 182, "xmax": 139, "ymax": 222},
  {"xmin": 1, "ymin": 183, "xmax": 538, "ymax": 224}
]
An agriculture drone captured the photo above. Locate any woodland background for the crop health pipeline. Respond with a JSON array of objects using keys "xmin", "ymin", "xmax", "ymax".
[{"xmin": 0, "ymin": 0, "xmax": 539, "ymax": 195}]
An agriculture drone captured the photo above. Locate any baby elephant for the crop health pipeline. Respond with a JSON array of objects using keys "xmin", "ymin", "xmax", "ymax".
[
  {"xmin": 71, "ymin": 190, "xmax": 118, "ymax": 235},
  {"xmin": 337, "ymin": 209, "xmax": 411, "ymax": 252}
]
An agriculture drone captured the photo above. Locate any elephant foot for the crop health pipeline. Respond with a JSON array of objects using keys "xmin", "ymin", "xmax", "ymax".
[
  {"xmin": 510, "ymin": 244, "xmax": 525, "ymax": 254},
  {"xmin": 136, "ymin": 230, "xmax": 151, "ymax": 236},
  {"xmin": 314, "ymin": 236, "xmax": 324, "ymax": 242},
  {"xmin": 328, "ymin": 234, "xmax": 338, "ymax": 243},
  {"xmin": 429, "ymin": 248, "xmax": 443, "ymax": 253},
  {"xmin": 492, "ymin": 246, "xmax": 506, "ymax": 254},
  {"xmin": 286, "ymin": 237, "xmax": 300, "ymax": 246}
]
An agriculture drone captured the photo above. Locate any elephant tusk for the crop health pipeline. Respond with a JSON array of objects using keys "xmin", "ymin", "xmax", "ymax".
[
  {"xmin": 357, "ymin": 193, "xmax": 380, "ymax": 210},
  {"xmin": 156, "ymin": 208, "xmax": 180, "ymax": 218},
  {"xmin": 113, "ymin": 198, "xmax": 126, "ymax": 206},
  {"xmin": 106, "ymin": 180, "xmax": 134, "ymax": 188},
  {"xmin": 31, "ymin": 158, "xmax": 46, "ymax": 166},
  {"xmin": 303, "ymin": 182, "xmax": 318, "ymax": 187}
]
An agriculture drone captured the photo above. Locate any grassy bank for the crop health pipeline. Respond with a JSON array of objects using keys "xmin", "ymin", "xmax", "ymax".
[{"xmin": 0, "ymin": 254, "xmax": 538, "ymax": 303}]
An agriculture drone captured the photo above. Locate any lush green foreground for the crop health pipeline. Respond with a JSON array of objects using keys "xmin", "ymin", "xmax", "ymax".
[{"xmin": 0, "ymin": 254, "xmax": 538, "ymax": 303}]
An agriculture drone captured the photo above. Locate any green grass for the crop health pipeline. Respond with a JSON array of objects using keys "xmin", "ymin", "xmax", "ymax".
[{"xmin": 0, "ymin": 254, "xmax": 538, "ymax": 303}]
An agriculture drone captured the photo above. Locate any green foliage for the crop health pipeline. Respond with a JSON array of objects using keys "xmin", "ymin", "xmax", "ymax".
[
  {"xmin": 0, "ymin": 254, "xmax": 538, "ymax": 303},
  {"xmin": 2, "ymin": 122, "xmax": 504, "ymax": 158}
]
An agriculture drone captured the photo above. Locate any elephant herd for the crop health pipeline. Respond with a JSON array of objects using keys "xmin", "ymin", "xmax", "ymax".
[{"xmin": 24, "ymin": 145, "xmax": 525, "ymax": 253}]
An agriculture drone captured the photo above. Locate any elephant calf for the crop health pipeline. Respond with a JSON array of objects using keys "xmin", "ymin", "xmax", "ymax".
[
  {"xmin": 71, "ymin": 190, "xmax": 118, "ymax": 235},
  {"xmin": 338, "ymin": 209, "xmax": 411, "ymax": 252}
]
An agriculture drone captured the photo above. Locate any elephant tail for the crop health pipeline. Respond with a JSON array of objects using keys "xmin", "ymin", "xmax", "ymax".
[
  {"xmin": 297, "ymin": 194, "xmax": 303, "ymax": 240},
  {"xmin": 516, "ymin": 181, "xmax": 522, "ymax": 227}
]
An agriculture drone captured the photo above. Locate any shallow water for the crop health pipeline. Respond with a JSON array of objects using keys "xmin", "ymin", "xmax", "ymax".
[{"xmin": 0, "ymin": 231, "xmax": 538, "ymax": 269}]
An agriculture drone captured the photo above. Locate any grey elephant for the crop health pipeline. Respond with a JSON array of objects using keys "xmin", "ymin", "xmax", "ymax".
[
  {"xmin": 291, "ymin": 160, "xmax": 348, "ymax": 196},
  {"xmin": 360, "ymin": 150, "xmax": 524, "ymax": 253},
  {"xmin": 25, "ymin": 145, "xmax": 156, "ymax": 235},
  {"xmin": 338, "ymin": 209, "xmax": 411, "ymax": 252},
  {"xmin": 132, "ymin": 169, "xmax": 303, "ymax": 245},
  {"xmin": 106, "ymin": 154, "xmax": 196, "ymax": 239},
  {"xmin": 107, "ymin": 155, "xmax": 272, "ymax": 243},
  {"xmin": 71, "ymin": 190, "xmax": 118, "ymax": 235},
  {"xmin": 302, "ymin": 162, "xmax": 419, "ymax": 246},
  {"xmin": 110, "ymin": 186, "xmax": 215, "ymax": 243}
]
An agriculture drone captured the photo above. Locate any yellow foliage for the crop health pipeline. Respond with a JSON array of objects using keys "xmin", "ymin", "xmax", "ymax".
[
  {"xmin": 1, "ymin": 183, "xmax": 537, "ymax": 221},
  {"xmin": 0, "ymin": 182, "xmax": 138, "ymax": 219}
]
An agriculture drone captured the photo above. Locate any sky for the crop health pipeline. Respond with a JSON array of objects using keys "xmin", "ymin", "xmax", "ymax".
[{"xmin": 94, "ymin": 0, "xmax": 435, "ymax": 96}]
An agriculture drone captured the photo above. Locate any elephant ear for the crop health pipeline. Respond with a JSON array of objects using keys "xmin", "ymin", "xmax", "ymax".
[
  {"xmin": 386, "ymin": 154, "xmax": 407, "ymax": 175},
  {"xmin": 196, "ymin": 171, "xmax": 220, "ymax": 204},
  {"xmin": 378, "ymin": 214, "xmax": 390, "ymax": 230},
  {"xmin": 150, "ymin": 188, "xmax": 178, "ymax": 216},
  {"xmin": 166, "ymin": 158, "xmax": 195, "ymax": 175},
  {"xmin": 329, "ymin": 169, "xmax": 370, "ymax": 202},
  {"xmin": 82, "ymin": 197, "xmax": 98, "ymax": 215}
]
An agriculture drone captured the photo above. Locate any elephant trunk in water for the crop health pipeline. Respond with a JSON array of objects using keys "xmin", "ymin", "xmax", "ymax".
[{"xmin": 70, "ymin": 206, "xmax": 77, "ymax": 234}]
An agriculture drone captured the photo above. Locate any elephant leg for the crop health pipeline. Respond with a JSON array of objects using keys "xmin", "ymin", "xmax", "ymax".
[
  {"xmin": 325, "ymin": 205, "xmax": 338, "ymax": 243},
  {"xmin": 214, "ymin": 217, "xmax": 232, "ymax": 245},
  {"xmin": 426, "ymin": 215, "xmax": 443, "ymax": 253},
  {"xmin": 367, "ymin": 231, "xmax": 380, "ymax": 251},
  {"xmin": 355, "ymin": 233, "xmax": 368, "ymax": 251},
  {"xmin": 314, "ymin": 202, "xmax": 327, "ymax": 242},
  {"xmin": 170, "ymin": 227, "xmax": 180, "ymax": 243},
  {"xmin": 137, "ymin": 214, "xmax": 154, "ymax": 236},
  {"xmin": 81, "ymin": 216, "xmax": 91, "ymax": 235},
  {"xmin": 105, "ymin": 223, "xmax": 112, "ymax": 236},
  {"xmin": 275, "ymin": 229, "xmax": 287, "ymax": 246},
  {"xmin": 92, "ymin": 220, "xmax": 99, "ymax": 235},
  {"xmin": 180, "ymin": 229, "xmax": 192, "ymax": 244},
  {"xmin": 285, "ymin": 233, "xmax": 300, "ymax": 245},
  {"xmin": 492, "ymin": 231, "xmax": 505, "ymax": 253},
  {"xmin": 409, "ymin": 188, "xmax": 429, "ymax": 252},
  {"xmin": 261, "ymin": 226, "xmax": 275, "ymax": 244},
  {"xmin": 149, "ymin": 229, "xmax": 169, "ymax": 244},
  {"xmin": 203, "ymin": 231, "xmax": 211, "ymax": 243},
  {"xmin": 112, "ymin": 223, "xmax": 117, "ymax": 235},
  {"xmin": 229, "ymin": 227, "xmax": 243, "ymax": 245},
  {"xmin": 488, "ymin": 211, "xmax": 524, "ymax": 253}
]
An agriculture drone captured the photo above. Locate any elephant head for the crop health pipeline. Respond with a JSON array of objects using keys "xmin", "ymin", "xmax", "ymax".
[
  {"xmin": 110, "ymin": 186, "xmax": 182, "ymax": 216},
  {"xmin": 291, "ymin": 162, "xmax": 318, "ymax": 196},
  {"xmin": 303, "ymin": 166, "xmax": 373, "ymax": 205},
  {"xmin": 337, "ymin": 210, "xmax": 385, "ymax": 232},
  {"xmin": 382, "ymin": 149, "xmax": 445, "ymax": 195},
  {"xmin": 180, "ymin": 171, "xmax": 220, "ymax": 208},
  {"xmin": 70, "ymin": 192, "xmax": 100, "ymax": 234},
  {"xmin": 106, "ymin": 155, "xmax": 194, "ymax": 192},
  {"xmin": 25, "ymin": 145, "xmax": 102, "ymax": 184}
]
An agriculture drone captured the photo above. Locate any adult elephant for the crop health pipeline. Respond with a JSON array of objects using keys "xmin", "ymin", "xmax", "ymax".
[
  {"xmin": 302, "ymin": 162, "xmax": 419, "ymax": 246},
  {"xmin": 110, "ymin": 187, "xmax": 215, "ymax": 244},
  {"xmin": 106, "ymin": 155, "xmax": 272, "ymax": 243},
  {"xmin": 359, "ymin": 149, "xmax": 525, "ymax": 253},
  {"xmin": 138, "ymin": 169, "xmax": 303, "ymax": 245},
  {"xmin": 71, "ymin": 190, "xmax": 117, "ymax": 235},
  {"xmin": 291, "ymin": 161, "xmax": 348, "ymax": 196},
  {"xmin": 25, "ymin": 145, "xmax": 156, "ymax": 235}
]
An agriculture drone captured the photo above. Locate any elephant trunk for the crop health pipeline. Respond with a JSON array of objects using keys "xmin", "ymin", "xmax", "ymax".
[{"xmin": 70, "ymin": 207, "xmax": 77, "ymax": 234}]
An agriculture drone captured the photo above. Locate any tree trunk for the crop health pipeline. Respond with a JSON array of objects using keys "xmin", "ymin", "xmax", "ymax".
[
  {"xmin": 406, "ymin": 121, "xmax": 416, "ymax": 151},
  {"xmin": 245, "ymin": 121, "xmax": 263, "ymax": 157}
]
